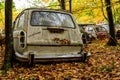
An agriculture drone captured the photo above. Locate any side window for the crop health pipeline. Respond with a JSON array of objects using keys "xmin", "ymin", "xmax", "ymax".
[
  {"xmin": 17, "ymin": 13, "xmax": 25, "ymax": 29},
  {"xmin": 13, "ymin": 18, "xmax": 19, "ymax": 30},
  {"xmin": 13, "ymin": 13, "xmax": 25, "ymax": 30}
]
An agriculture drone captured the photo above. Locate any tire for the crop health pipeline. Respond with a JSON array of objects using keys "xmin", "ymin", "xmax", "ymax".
[
  {"xmin": 11, "ymin": 47, "xmax": 17, "ymax": 62},
  {"xmin": 82, "ymin": 34, "xmax": 87, "ymax": 44}
]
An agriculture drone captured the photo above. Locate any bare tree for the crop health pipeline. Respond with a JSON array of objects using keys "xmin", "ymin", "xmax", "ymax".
[
  {"xmin": 58, "ymin": 0, "xmax": 66, "ymax": 10},
  {"xmin": 58, "ymin": 0, "xmax": 72, "ymax": 12},
  {"xmin": 105, "ymin": 0, "xmax": 117, "ymax": 46},
  {"xmin": 2, "ymin": 0, "xmax": 13, "ymax": 70},
  {"xmin": 69, "ymin": 0, "xmax": 72, "ymax": 12}
]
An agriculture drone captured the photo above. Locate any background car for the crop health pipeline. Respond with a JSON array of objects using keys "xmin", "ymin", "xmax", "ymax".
[
  {"xmin": 79, "ymin": 24, "xmax": 109, "ymax": 40},
  {"xmin": 115, "ymin": 24, "xmax": 120, "ymax": 39},
  {"xmin": 95, "ymin": 25, "xmax": 109, "ymax": 40},
  {"xmin": 97, "ymin": 24, "xmax": 109, "ymax": 33},
  {"xmin": 78, "ymin": 24, "xmax": 93, "ymax": 44}
]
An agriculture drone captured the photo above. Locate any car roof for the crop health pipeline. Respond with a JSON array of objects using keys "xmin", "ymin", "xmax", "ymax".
[
  {"xmin": 78, "ymin": 24, "xmax": 95, "ymax": 26},
  {"xmin": 21, "ymin": 8, "xmax": 71, "ymax": 14},
  {"xmin": 14, "ymin": 8, "xmax": 72, "ymax": 22}
]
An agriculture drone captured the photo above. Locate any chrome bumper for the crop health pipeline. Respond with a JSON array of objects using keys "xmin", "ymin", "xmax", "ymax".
[{"xmin": 14, "ymin": 52, "xmax": 91, "ymax": 62}]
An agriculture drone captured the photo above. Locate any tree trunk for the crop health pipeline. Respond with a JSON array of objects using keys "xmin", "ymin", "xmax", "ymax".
[
  {"xmin": 69, "ymin": 0, "xmax": 72, "ymax": 12},
  {"xmin": 60, "ymin": 0, "xmax": 65, "ymax": 10},
  {"xmin": 2, "ymin": 0, "xmax": 13, "ymax": 70},
  {"xmin": 105, "ymin": 0, "xmax": 117, "ymax": 46}
]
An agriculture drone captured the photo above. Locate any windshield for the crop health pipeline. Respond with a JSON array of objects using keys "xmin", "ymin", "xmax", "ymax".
[
  {"xmin": 96, "ymin": 27, "xmax": 107, "ymax": 32},
  {"xmin": 30, "ymin": 11, "xmax": 75, "ymax": 28},
  {"xmin": 85, "ymin": 27, "xmax": 94, "ymax": 33}
]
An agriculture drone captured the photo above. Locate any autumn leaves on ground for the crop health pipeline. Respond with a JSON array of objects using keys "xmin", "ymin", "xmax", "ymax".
[{"xmin": 1, "ymin": 39, "xmax": 120, "ymax": 80}]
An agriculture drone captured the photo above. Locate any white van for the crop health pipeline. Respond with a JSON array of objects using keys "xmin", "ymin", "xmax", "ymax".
[{"xmin": 12, "ymin": 8, "xmax": 89, "ymax": 64}]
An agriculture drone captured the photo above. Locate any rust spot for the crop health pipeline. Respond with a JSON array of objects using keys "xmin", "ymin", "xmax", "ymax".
[{"xmin": 53, "ymin": 38, "xmax": 71, "ymax": 45}]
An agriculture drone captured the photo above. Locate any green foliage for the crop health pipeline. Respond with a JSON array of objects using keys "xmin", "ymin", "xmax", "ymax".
[
  {"xmin": 49, "ymin": 1, "xmax": 60, "ymax": 9},
  {"xmin": 2, "ymin": 62, "xmax": 12, "ymax": 70},
  {"xmin": 55, "ymin": 0, "xmax": 120, "ymax": 24},
  {"xmin": 0, "ymin": 1, "xmax": 18, "ymax": 29},
  {"xmin": 114, "ymin": 6, "xmax": 120, "ymax": 24},
  {"xmin": 0, "ymin": 2, "xmax": 4, "ymax": 10}
]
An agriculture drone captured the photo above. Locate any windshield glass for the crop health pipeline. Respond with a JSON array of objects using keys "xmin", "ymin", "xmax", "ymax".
[
  {"xmin": 30, "ymin": 11, "xmax": 75, "ymax": 28},
  {"xmin": 96, "ymin": 27, "xmax": 106, "ymax": 32}
]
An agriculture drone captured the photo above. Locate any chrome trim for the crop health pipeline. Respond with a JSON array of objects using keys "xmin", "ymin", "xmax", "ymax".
[{"xmin": 14, "ymin": 52, "xmax": 91, "ymax": 62}]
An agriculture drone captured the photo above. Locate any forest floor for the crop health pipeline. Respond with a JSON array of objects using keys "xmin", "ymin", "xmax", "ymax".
[{"xmin": 1, "ymin": 39, "xmax": 120, "ymax": 80}]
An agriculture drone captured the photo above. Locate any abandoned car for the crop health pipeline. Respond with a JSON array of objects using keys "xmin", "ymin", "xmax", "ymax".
[
  {"xmin": 12, "ymin": 8, "xmax": 89, "ymax": 64},
  {"xmin": 83, "ymin": 24, "xmax": 109, "ymax": 40}
]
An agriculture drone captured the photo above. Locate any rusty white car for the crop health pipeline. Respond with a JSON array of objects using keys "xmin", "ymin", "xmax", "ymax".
[{"xmin": 12, "ymin": 8, "xmax": 89, "ymax": 65}]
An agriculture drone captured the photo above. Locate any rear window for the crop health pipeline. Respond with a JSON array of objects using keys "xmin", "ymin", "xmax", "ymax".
[{"xmin": 30, "ymin": 11, "xmax": 75, "ymax": 28}]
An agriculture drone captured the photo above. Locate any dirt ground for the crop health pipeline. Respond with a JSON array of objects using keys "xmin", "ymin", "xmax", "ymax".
[{"xmin": 0, "ymin": 39, "xmax": 120, "ymax": 80}]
